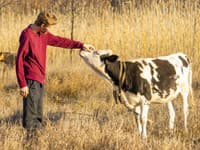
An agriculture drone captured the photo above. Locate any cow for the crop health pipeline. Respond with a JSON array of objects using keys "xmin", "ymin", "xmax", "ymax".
[
  {"xmin": 0, "ymin": 52, "xmax": 16, "ymax": 80},
  {"xmin": 0, "ymin": 52, "xmax": 16, "ymax": 67},
  {"xmin": 79, "ymin": 50, "xmax": 193, "ymax": 138}
]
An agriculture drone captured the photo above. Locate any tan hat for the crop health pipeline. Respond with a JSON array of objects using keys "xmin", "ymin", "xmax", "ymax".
[{"xmin": 35, "ymin": 11, "xmax": 57, "ymax": 26}]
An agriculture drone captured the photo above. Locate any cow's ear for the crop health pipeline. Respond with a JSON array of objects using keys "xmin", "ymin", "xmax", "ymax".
[
  {"xmin": 100, "ymin": 54, "xmax": 118, "ymax": 62},
  {"xmin": 106, "ymin": 55, "xmax": 118, "ymax": 62},
  {"xmin": 100, "ymin": 54, "xmax": 109, "ymax": 61}
]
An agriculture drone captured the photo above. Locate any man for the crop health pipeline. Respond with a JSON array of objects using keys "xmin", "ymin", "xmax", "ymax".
[{"xmin": 16, "ymin": 12, "xmax": 95, "ymax": 133}]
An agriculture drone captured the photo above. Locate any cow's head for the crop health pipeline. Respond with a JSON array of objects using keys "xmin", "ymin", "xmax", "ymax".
[
  {"xmin": 80, "ymin": 50, "xmax": 119, "ymax": 81},
  {"xmin": 0, "ymin": 52, "xmax": 6, "ymax": 61}
]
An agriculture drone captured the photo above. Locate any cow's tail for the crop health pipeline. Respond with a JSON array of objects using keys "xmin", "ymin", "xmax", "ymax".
[{"xmin": 188, "ymin": 61, "xmax": 194, "ymax": 106}]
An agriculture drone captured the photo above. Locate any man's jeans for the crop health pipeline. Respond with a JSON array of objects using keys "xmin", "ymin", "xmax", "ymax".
[{"xmin": 23, "ymin": 80, "xmax": 44, "ymax": 130}]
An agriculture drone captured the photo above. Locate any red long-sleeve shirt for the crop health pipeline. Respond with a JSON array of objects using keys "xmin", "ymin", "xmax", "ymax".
[{"xmin": 16, "ymin": 25, "xmax": 83, "ymax": 88}]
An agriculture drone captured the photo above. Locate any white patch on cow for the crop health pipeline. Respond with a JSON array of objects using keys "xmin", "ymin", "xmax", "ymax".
[
  {"xmin": 138, "ymin": 61, "xmax": 152, "ymax": 84},
  {"xmin": 130, "ymin": 59, "xmax": 160, "ymax": 82},
  {"xmin": 149, "ymin": 61, "xmax": 160, "ymax": 82},
  {"xmin": 124, "ymin": 91, "xmax": 142, "ymax": 106},
  {"xmin": 150, "ymin": 88, "xmax": 180, "ymax": 104}
]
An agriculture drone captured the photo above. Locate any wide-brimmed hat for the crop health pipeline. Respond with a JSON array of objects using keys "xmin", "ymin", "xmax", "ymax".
[{"xmin": 35, "ymin": 11, "xmax": 57, "ymax": 26}]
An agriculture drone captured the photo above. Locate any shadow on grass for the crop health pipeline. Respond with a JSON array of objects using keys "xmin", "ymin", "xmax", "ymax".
[
  {"xmin": 47, "ymin": 111, "xmax": 65, "ymax": 123},
  {"xmin": 0, "ymin": 110, "xmax": 96, "ymax": 127},
  {"xmin": 0, "ymin": 110, "xmax": 22, "ymax": 125},
  {"xmin": 47, "ymin": 111, "xmax": 95, "ymax": 124},
  {"xmin": 0, "ymin": 110, "xmax": 66, "ymax": 126}
]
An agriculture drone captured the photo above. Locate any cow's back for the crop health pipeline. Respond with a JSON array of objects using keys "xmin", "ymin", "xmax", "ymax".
[{"xmin": 126, "ymin": 53, "xmax": 191, "ymax": 103}]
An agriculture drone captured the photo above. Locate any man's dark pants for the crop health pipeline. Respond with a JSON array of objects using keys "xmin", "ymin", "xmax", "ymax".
[{"xmin": 23, "ymin": 79, "xmax": 44, "ymax": 131}]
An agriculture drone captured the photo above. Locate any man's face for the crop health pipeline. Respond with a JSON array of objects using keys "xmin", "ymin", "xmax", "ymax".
[{"xmin": 40, "ymin": 24, "xmax": 48, "ymax": 33}]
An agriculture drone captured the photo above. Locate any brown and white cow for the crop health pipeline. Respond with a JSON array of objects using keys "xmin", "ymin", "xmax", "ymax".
[
  {"xmin": 80, "ymin": 50, "xmax": 193, "ymax": 138},
  {"xmin": 0, "ymin": 52, "xmax": 16, "ymax": 67}
]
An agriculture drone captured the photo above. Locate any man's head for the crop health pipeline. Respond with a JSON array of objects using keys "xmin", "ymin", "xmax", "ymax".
[{"xmin": 34, "ymin": 12, "xmax": 57, "ymax": 33}]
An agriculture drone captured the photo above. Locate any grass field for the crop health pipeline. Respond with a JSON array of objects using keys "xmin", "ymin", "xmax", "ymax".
[{"xmin": 0, "ymin": 1, "xmax": 200, "ymax": 149}]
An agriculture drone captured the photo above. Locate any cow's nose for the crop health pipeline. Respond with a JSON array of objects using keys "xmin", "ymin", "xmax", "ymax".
[{"xmin": 79, "ymin": 50, "xmax": 86, "ymax": 57}]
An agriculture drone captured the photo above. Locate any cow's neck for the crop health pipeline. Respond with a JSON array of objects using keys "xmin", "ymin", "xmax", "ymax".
[{"xmin": 105, "ymin": 61, "xmax": 120, "ymax": 85}]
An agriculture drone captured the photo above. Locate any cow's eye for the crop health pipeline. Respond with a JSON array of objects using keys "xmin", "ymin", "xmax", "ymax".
[{"xmin": 93, "ymin": 51, "xmax": 99, "ymax": 55}]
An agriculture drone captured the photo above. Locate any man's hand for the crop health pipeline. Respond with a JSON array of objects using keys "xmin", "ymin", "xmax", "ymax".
[
  {"xmin": 20, "ymin": 86, "xmax": 29, "ymax": 97},
  {"xmin": 82, "ymin": 44, "xmax": 95, "ymax": 51}
]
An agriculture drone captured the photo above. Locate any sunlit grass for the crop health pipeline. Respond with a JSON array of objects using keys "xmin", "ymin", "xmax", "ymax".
[{"xmin": 0, "ymin": 1, "xmax": 200, "ymax": 149}]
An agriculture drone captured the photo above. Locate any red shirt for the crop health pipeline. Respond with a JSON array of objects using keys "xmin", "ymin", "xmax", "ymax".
[{"xmin": 16, "ymin": 25, "xmax": 83, "ymax": 88}]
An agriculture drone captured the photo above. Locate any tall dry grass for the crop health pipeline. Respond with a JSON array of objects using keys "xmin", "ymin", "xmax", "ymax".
[{"xmin": 0, "ymin": 1, "xmax": 200, "ymax": 149}]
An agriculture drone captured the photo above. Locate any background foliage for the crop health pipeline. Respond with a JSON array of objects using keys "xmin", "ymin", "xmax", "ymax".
[{"xmin": 0, "ymin": 0, "xmax": 200, "ymax": 149}]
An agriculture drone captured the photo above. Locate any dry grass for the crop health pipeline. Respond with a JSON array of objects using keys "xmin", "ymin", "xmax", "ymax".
[{"xmin": 0, "ymin": 1, "xmax": 200, "ymax": 149}]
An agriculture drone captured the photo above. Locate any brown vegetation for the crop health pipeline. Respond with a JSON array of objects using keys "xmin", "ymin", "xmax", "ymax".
[{"xmin": 0, "ymin": 0, "xmax": 200, "ymax": 149}]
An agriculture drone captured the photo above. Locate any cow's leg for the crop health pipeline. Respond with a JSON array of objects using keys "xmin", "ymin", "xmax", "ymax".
[
  {"xmin": 140, "ymin": 104, "xmax": 149, "ymax": 138},
  {"xmin": 134, "ymin": 106, "xmax": 142, "ymax": 135},
  {"xmin": 167, "ymin": 101, "xmax": 175, "ymax": 129},
  {"xmin": 120, "ymin": 91, "xmax": 134, "ymax": 110},
  {"xmin": 182, "ymin": 92, "xmax": 189, "ymax": 130}
]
